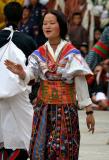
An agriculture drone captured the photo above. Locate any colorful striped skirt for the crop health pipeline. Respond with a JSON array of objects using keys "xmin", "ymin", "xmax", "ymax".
[{"xmin": 30, "ymin": 103, "xmax": 80, "ymax": 160}]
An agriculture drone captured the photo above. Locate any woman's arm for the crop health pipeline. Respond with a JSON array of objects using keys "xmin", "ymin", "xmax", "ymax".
[
  {"xmin": 4, "ymin": 54, "xmax": 39, "ymax": 84},
  {"xmin": 75, "ymin": 76, "xmax": 95, "ymax": 133},
  {"xmin": 75, "ymin": 76, "xmax": 92, "ymax": 109}
]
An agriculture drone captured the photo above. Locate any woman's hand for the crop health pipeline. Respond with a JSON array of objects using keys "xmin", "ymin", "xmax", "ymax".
[
  {"xmin": 4, "ymin": 60, "xmax": 26, "ymax": 80},
  {"xmin": 85, "ymin": 104, "xmax": 95, "ymax": 134},
  {"xmin": 86, "ymin": 114, "xmax": 95, "ymax": 134}
]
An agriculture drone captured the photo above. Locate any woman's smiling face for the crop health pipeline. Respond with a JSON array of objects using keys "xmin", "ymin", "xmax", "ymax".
[{"xmin": 42, "ymin": 13, "xmax": 60, "ymax": 40}]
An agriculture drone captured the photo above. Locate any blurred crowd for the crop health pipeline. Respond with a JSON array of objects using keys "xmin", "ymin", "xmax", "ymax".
[{"xmin": 0, "ymin": 0, "xmax": 109, "ymax": 110}]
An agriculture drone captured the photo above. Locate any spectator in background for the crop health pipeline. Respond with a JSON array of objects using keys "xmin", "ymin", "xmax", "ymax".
[
  {"xmin": 0, "ymin": 2, "xmax": 36, "ymax": 60},
  {"xmin": 94, "ymin": 28, "xmax": 103, "ymax": 44},
  {"xmin": 0, "ymin": 0, "xmax": 24, "ymax": 29},
  {"xmin": 65, "ymin": 0, "xmax": 100, "ymax": 50},
  {"xmin": 68, "ymin": 12, "xmax": 88, "ymax": 49},
  {"xmin": 86, "ymin": 26, "xmax": 109, "ymax": 70},
  {"xmin": 102, "ymin": 59, "xmax": 109, "ymax": 73},
  {"xmin": 19, "ymin": 4, "xmax": 41, "ymax": 104},
  {"xmin": 28, "ymin": 0, "xmax": 47, "ymax": 47},
  {"xmin": 88, "ymin": 64, "xmax": 108, "ymax": 110},
  {"xmin": 18, "ymin": 6, "xmax": 33, "ymax": 37}
]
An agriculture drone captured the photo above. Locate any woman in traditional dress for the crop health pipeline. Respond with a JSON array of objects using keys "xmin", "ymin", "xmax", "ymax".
[{"xmin": 5, "ymin": 10, "xmax": 95, "ymax": 160}]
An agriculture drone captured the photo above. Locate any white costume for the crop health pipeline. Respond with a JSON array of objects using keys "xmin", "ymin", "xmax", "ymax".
[{"xmin": 0, "ymin": 27, "xmax": 33, "ymax": 151}]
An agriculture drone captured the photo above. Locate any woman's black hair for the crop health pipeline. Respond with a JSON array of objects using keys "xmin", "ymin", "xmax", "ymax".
[
  {"xmin": 42, "ymin": 10, "xmax": 68, "ymax": 40},
  {"xmin": 4, "ymin": 2, "xmax": 23, "ymax": 23}
]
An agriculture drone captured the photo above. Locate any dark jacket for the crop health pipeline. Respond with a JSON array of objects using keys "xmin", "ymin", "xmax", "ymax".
[{"xmin": 0, "ymin": 28, "xmax": 36, "ymax": 60}]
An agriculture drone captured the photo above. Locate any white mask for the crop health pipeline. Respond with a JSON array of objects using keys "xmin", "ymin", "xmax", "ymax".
[{"xmin": 39, "ymin": 0, "xmax": 49, "ymax": 5}]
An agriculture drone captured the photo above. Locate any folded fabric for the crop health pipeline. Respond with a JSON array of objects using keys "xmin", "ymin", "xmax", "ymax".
[{"xmin": 0, "ymin": 28, "xmax": 27, "ymax": 98}]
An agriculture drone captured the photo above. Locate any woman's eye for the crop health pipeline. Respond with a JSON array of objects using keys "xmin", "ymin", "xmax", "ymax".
[
  {"xmin": 50, "ymin": 22, "xmax": 55, "ymax": 24},
  {"xmin": 43, "ymin": 22, "xmax": 56, "ymax": 25}
]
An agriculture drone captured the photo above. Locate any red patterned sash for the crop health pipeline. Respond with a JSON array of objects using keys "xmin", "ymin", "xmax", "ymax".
[{"xmin": 37, "ymin": 80, "xmax": 76, "ymax": 104}]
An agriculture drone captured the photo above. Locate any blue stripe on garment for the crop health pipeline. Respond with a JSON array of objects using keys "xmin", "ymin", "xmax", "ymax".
[
  {"xmin": 32, "ymin": 50, "xmax": 46, "ymax": 62},
  {"xmin": 33, "ymin": 107, "xmax": 47, "ymax": 159},
  {"xmin": 67, "ymin": 49, "xmax": 81, "ymax": 56}
]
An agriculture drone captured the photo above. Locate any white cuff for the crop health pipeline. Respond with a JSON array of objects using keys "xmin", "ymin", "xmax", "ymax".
[
  {"xmin": 78, "ymin": 98, "xmax": 92, "ymax": 109},
  {"xmin": 22, "ymin": 68, "xmax": 36, "ymax": 84},
  {"xmin": 24, "ymin": 69, "xmax": 31, "ymax": 84}
]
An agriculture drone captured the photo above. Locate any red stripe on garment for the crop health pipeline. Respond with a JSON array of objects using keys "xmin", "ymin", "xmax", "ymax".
[
  {"xmin": 97, "ymin": 41, "xmax": 109, "ymax": 52},
  {"xmin": 92, "ymin": 47, "xmax": 107, "ymax": 59},
  {"xmin": 0, "ymin": 152, "xmax": 2, "ymax": 160},
  {"xmin": 59, "ymin": 43, "xmax": 76, "ymax": 60},
  {"xmin": 38, "ymin": 45, "xmax": 46, "ymax": 59},
  {"xmin": 4, "ymin": 150, "xmax": 8, "ymax": 160},
  {"xmin": 9, "ymin": 149, "xmax": 20, "ymax": 160},
  {"xmin": 38, "ymin": 43, "xmax": 76, "ymax": 62}
]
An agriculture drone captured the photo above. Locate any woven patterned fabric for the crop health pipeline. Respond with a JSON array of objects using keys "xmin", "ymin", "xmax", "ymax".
[
  {"xmin": 86, "ymin": 27, "xmax": 109, "ymax": 70},
  {"xmin": 37, "ymin": 80, "xmax": 76, "ymax": 104},
  {"xmin": 92, "ymin": 41, "xmax": 109, "ymax": 59},
  {"xmin": 30, "ymin": 103, "xmax": 80, "ymax": 160}
]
